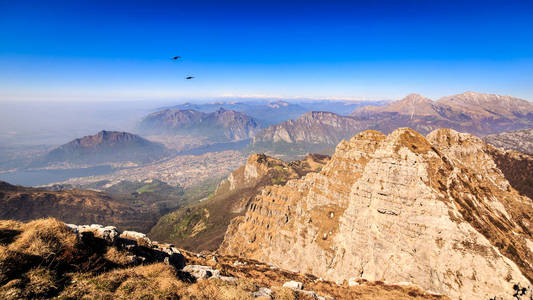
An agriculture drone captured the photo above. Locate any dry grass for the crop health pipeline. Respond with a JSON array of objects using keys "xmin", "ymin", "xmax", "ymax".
[
  {"xmin": 180, "ymin": 277, "xmax": 256, "ymax": 300},
  {"xmin": 25, "ymin": 267, "xmax": 58, "ymax": 297},
  {"xmin": 104, "ymin": 247, "xmax": 132, "ymax": 266},
  {"xmin": 58, "ymin": 263, "xmax": 184, "ymax": 299},
  {"xmin": 0, "ymin": 218, "xmax": 448, "ymax": 299},
  {"xmin": 0, "ymin": 220, "xmax": 23, "ymax": 231},
  {"xmin": 271, "ymin": 286, "xmax": 297, "ymax": 300},
  {"xmin": 0, "ymin": 220, "xmax": 23, "ymax": 245},
  {"xmin": 8, "ymin": 218, "xmax": 77, "ymax": 258}
]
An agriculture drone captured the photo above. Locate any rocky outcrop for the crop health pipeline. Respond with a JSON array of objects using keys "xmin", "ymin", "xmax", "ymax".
[
  {"xmin": 65, "ymin": 223, "xmax": 186, "ymax": 269},
  {"xmin": 148, "ymin": 153, "xmax": 329, "ymax": 251},
  {"xmin": 483, "ymin": 128, "xmax": 533, "ymax": 155},
  {"xmin": 220, "ymin": 128, "xmax": 533, "ymax": 299},
  {"xmin": 0, "ymin": 218, "xmax": 447, "ymax": 299}
]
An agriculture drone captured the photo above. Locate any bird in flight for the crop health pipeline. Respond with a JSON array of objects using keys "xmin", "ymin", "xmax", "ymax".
[
  {"xmin": 186, "ymin": 76, "xmax": 194, "ymax": 80},
  {"xmin": 172, "ymin": 56, "xmax": 181, "ymax": 60}
]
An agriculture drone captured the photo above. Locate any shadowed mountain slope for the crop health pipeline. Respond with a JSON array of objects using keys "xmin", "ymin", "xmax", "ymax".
[{"xmin": 0, "ymin": 181, "xmax": 155, "ymax": 232}]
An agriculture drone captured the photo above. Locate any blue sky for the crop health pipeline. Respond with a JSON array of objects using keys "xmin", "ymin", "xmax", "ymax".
[{"xmin": 1, "ymin": 0, "xmax": 533, "ymax": 101}]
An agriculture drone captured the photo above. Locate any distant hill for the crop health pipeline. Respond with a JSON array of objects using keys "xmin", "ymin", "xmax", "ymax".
[
  {"xmin": 251, "ymin": 92, "xmax": 533, "ymax": 157},
  {"xmin": 139, "ymin": 108, "xmax": 261, "ymax": 142},
  {"xmin": 33, "ymin": 130, "xmax": 168, "ymax": 167},
  {"xmin": 149, "ymin": 153, "xmax": 329, "ymax": 251},
  {"xmin": 482, "ymin": 128, "xmax": 533, "ymax": 155},
  {"xmin": 0, "ymin": 181, "xmax": 155, "ymax": 232}
]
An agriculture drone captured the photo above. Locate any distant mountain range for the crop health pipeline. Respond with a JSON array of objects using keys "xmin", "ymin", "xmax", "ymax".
[
  {"xmin": 162, "ymin": 99, "xmax": 387, "ymax": 127},
  {"xmin": 31, "ymin": 130, "xmax": 168, "ymax": 167},
  {"xmin": 351, "ymin": 92, "xmax": 533, "ymax": 135},
  {"xmin": 139, "ymin": 108, "xmax": 261, "ymax": 143},
  {"xmin": 250, "ymin": 92, "xmax": 533, "ymax": 157}
]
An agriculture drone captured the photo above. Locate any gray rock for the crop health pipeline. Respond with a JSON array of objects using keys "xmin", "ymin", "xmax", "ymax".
[
  {"xmin": 282, "ymin": 280, "xmax": 303, "ymax": 290},
  {"xmin": 183, "ymin": 265, "xmax": 221, "ymax": 280}
]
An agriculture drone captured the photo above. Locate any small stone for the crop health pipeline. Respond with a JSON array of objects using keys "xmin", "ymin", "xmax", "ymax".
[
  {"xmin": 282, "ymin": 280, "xmax": 303, "ymax": 290},
  {"xmin": 183, "ymin": 265, "xmax": 220, "ymax": 280},
  {"xmin": 348, "ymin": 277, "xmax": 359, "ymax": 287}
]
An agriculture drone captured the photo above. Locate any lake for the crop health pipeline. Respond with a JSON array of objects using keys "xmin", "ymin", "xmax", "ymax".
[{"xmin": 0, "ymin": 166, "xmax": 114, "ymax": 187}]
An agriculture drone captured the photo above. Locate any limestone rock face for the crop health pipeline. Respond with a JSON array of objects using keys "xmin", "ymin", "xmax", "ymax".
[{"xmin": 220, "ymin": 128, "xmax": 533, "ymax": 299}]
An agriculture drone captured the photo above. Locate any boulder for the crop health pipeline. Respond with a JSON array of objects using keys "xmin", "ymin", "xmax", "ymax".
[
  {"xmin": 282, "ymin": 280, "xmax": 303, "ymax": 290},
  {"xmin": 183, "ymin": 265, "xmax": 221, "ymax": 280}
]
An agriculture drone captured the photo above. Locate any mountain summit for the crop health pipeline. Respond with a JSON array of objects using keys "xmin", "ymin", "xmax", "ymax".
[
  {"xmin": 139, "ymin": 108, "xmax": 261, "ymax": 142},
  {"xmin": 221, "ymin": 128, "xmax": 533, "ymax": 299},
  {"xmin": 35, "ymin": 131, "xmax": 168, "ymax": 166}
]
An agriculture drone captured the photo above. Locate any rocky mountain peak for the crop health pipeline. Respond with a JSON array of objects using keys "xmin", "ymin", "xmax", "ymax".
[
  {"xmin": 221, "ymin": 127, "xmax": 533, "ymax": 299},
  {"xmin": 401, "ymin": 93, "xmax": 432, "ymax": 103},
  {"xmin": 139, "ymin": 108, "xmax": 261, "ymax": 141}
]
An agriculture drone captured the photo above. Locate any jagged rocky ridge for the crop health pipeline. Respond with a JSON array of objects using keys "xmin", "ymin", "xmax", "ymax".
[
  {"xmin": 149, "ymin": 153, "xmax": 329, "ymax": 251},
  {"xmin": 250, "ymin": 111, "xmax": 369, "ymax": 157},
  {"xmin": 221, "ymin": 128, "xmax": 533, "ymax": 299}
]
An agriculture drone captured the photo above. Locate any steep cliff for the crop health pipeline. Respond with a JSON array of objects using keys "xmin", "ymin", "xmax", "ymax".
[
  {"xmin": 221, "ymin": 128, "xmax": 533, "ymax": 299},
  {"xmin": 149, "ymin": 153, "xmax": 329, "ymax": 251},
  {"xmin": 249, "ymin": 111, "xmax": 371, "ymax": 158}
]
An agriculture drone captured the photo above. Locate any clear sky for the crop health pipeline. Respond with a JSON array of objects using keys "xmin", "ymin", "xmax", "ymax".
[{"xmin": 1, "ymin": 0, "xmax": 533, "ymax": 102}]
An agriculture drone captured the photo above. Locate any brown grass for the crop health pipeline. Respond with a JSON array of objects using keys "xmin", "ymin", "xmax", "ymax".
[
  {"xmin": 1, "ymin": 218, "xmax": 448, "ymax": 299},
  {"xmin": 58, "ymin": 263, "xmax": 184, "ymax": 299},
  {"xmin": 8, "ymin": 218, "xmax": 77, "ymax": 257},
  {"xmin": 104, "ymin": 247, "xmax": 132, "ymax": 266}
]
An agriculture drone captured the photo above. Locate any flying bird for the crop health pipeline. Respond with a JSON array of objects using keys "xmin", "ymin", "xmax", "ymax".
[
  {"xmin": 186, "ymin": 76, "xmax": 194, "ymax": 80},
  {"xmin": 172, "ymin": 56, "xmax": 181, "ymax": 60}
]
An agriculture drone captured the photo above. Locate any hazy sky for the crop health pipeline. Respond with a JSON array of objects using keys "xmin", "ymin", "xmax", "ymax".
[{"xmin": 1, "ymin": 0, "xmax": 533, "ymax": 101}]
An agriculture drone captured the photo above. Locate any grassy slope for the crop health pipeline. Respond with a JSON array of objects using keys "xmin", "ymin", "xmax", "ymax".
[{"xmin": 0, "ymin": 218, "xmax": 448, "ymax": 300}]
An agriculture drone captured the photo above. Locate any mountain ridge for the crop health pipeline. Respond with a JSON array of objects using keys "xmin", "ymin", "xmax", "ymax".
[
  {"xmin": 221, "ymin": 127, "xmax": 533, "ymax": 299},
  {"xmin": 250, "ymin": 92, "xmax": 533, "ymax": 157},
  {"xmin": 33, "ymin": 130, "xmax": 168, "ymax": 167},
  {"xmin": 139, "ymin": 108, "xmax": 261, "ymax": 142}
]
